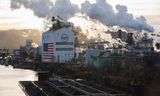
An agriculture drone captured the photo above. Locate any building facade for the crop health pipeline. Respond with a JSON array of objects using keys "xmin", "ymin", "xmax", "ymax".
[{"xmin": 42, "ymin": 27, "xmax": 75, "ymax": 63}]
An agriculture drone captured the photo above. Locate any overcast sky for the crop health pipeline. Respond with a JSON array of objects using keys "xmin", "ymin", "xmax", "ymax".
[{"xmin": 0, "ymin": 0, "xmax": 160, "ymax": 31}]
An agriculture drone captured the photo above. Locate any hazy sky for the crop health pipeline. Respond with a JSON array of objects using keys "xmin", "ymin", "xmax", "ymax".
[{"xmin": 0, "ymin": 0, "xmax": 160, "ymax": 31}]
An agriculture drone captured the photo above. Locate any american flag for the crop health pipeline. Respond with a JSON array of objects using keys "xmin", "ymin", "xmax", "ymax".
[{"xmin": 43, "ymin": 43, "xmax": 54, "ymax": 59}]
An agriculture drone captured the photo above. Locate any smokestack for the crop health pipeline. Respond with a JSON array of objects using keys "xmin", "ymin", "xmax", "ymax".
[
  {"xmin": 118, "ymin": 29, "xmax": 122, "ymax": 39},
  {"xmin": 126, "ymin": 33, "xmax": 134, "ymax": 45}
]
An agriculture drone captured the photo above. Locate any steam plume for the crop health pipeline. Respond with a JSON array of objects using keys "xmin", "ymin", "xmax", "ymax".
[
  {"xmin": 81, "ymin": 0, "xmax": 154, "ymax": 32},
  {"xmin": 10, "ymin": 0, "xmax": 53, "ymax": 18},
  {"xmin": 10, "ymin": 0, "xmax": 154, "ymax": 32},
  {"xmin": 10, "ymin": 0, "xmax": 78, "ymax": 20},
  {"xmin": 51, "ymin": 0, "xmax": 79, "ymax": 20}
]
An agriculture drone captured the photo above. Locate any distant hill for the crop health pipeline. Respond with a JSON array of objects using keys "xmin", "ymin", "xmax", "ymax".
[{"xmin": 0, "ymin": 29, "xmax": 41, "ymax": 51}]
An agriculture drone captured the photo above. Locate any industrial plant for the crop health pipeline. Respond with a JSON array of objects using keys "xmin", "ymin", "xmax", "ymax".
[
  {"xmin": 0, "ymin": 16, "xmax": 155, "ymax": 96},
  {"xmin": 0, "ymin": 0, "xmax": 160, "ymax": 96}
]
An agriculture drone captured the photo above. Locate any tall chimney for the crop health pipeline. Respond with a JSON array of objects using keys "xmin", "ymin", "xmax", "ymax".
[
  {"xmin": 126, "ymin": 33, "xmax": 134, "ymax": 45},
  {"xmin": 118, "ymin": 29, "xmax": 122, "ymax": 39}
]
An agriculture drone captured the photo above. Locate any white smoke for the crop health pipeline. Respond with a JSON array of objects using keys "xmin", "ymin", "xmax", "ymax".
[
  {"xmin": 69, "ymin": 14, "xmax": 112, "ymax": 42},
  {"xmin": 51, "ymin": 0, "xmax": 79, "ymax": 20},
  {"xmin": 81, "ymin": 0, "xmax": 154, "ymax": 32},
  {"xmin": 10, "ymin": 0, "xmax": 53, "ymax": 18},
  {"xmin": 10, "ymin": 0, "xmax": 154, "ymax": 32},
  {"xmin": 81, "ymin": 0, "xmax": 115, "ymax": 26},
  {"xmin": 10, "ymin": 0, "xmax": 78, "ymax": 20}
]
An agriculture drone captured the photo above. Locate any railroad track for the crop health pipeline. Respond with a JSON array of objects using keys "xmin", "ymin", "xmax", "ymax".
[{"xmin": 19, "ymin": 79, "xmax": 126, "ymax": 96}]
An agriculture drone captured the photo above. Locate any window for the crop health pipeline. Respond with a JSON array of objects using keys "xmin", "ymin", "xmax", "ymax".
[
  {"xmin": 56, "ymin": 48, "xmax": 73, "ymax": 51},
  {"xmin": 56, "ymin": 42, "xmax": 74, "ymax": 45}
]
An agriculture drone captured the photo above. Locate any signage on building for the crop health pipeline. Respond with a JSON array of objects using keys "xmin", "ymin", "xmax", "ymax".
[
  {"xmin": 61, "ymin": 34, "xmax": 69, "ymax": 42},
  {"xmin": 43, "ymin": 35, "xmax": 51, "ymax": 42}
]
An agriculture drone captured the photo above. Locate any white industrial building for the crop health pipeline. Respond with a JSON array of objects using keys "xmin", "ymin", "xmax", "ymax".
[{"xmin": 42, "ymin": 27, "xmax": 75, "ymax": 63}]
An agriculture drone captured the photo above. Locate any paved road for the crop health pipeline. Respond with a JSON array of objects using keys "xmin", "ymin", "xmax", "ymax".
[{"xmin": 0, "ymin": 65, "xmax": 37, "ymax": 96}]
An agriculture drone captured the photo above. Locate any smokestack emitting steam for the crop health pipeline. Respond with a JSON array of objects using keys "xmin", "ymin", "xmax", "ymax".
[{"xmin": 10, "ymin": 0, "xmax": 154, "ymax": 32}]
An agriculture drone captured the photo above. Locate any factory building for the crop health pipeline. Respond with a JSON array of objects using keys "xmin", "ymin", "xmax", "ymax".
[{"xmin": 42, "ymin": 26, "xmax": 75, "ymax": 63}]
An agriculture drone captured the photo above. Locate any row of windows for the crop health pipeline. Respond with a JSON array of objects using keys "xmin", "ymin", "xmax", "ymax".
[
  {"xmin": 56, "ymin": 42, "xmax": 74, "ymax": 45},
  {"xmin": 56, "ymin": 53, "xmax": 74, "ymax": 57},
  {"xmin": 56, "ymin": 48, "xmax": 73, "ymax": 51}
]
